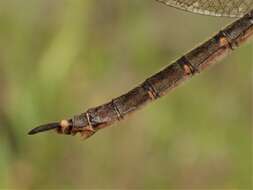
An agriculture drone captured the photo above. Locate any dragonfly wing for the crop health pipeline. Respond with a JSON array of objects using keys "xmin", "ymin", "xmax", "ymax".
[{"xmin": 156, "ymin": 0, "xmax": 253, "ymax": 17}]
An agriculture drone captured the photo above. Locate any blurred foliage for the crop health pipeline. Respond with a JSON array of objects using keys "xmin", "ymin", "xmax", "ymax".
[{"xmin": 0, "ymin": 0, "xmax": 252, "ymax": 189}]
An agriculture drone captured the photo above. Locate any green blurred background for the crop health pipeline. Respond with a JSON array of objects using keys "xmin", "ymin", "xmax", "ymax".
[{"xmin": 0, "ymin": 0, "xmax": 252, "ymax": 189}]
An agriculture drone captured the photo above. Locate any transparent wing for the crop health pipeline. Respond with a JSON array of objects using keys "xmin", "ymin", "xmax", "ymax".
[{"xmin": 156, "ymin": 0, "xmax": 253, "ymax": 17}]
